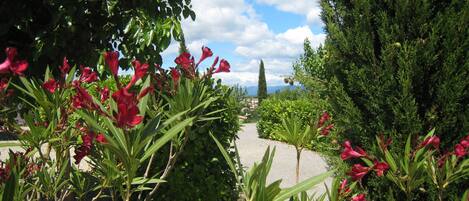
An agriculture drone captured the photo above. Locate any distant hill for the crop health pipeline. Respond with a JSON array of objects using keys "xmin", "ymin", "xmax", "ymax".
[{"xmin": 245, "ymin": 85, "xmax": 299, "ymax": 96}]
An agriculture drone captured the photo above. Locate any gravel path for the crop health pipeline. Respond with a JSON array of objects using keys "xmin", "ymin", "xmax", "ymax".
[{"xmin": 236, "ymin": 123, "xmax": 331, "ymax": 195}]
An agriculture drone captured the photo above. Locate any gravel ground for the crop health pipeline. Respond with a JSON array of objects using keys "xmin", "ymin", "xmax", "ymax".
[{"xmin": 236, "ymin": 123, "xmax": 332, "ymax": 196}]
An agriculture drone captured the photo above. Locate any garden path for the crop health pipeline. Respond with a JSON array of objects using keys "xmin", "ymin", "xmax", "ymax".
[{"xmin": 236, "ymin": 123, "xmax": 332, "ymax": 195}]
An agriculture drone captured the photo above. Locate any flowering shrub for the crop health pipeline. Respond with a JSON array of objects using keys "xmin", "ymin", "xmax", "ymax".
[
  {"xmin": 0, "ymin": 45, "xmax": 234, "ymax": 200},
  {"xmin": 327, "ymin": 130, "xmax": 469, "ymax": 201}
]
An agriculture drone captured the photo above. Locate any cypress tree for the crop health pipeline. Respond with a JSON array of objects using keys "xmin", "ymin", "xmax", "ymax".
[
  {"xmin": 258, "ymin": 59, "xmax": 268, "ymax": 104},
  {"xmin": 321, "ymin": 0, "xmax": 469, "ymax": 150}
]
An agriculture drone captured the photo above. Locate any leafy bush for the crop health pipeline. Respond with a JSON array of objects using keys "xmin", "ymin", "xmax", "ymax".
[
  {"xmin": 0, "ymin": 46, "xmax": 237, "ymax": 200},
  {"xmin": 257, "ymin": 97, "xmax": 327, "ymax": 140}
]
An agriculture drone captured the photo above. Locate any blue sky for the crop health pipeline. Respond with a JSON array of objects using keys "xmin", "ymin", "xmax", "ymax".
[{"xmin": 161, "ymin": 0, "xmax": 325, "ymax": 87}]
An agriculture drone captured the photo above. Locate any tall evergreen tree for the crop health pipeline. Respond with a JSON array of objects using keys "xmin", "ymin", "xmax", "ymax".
[
  {"xmin": 258, "ymin": 59, "xmax": 268, "ymax": 104},
  {"xmin": 321, "ymin": 0, "xmax": 469, "ymax": 150}
]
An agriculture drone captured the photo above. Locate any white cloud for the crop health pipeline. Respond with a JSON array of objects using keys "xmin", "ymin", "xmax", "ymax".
[
  {"xmin": 235, "ymin": 26, "xmax": 325, "ymax": 59},
  {"xmin": 182, "ymin": 0, "xmax": 272, "ymax": 45},
  {"xmin": 213, "ymin": 71, "xmax": 285, "ymax": 86},
  {"xmin": 256, "ymin": 0, "xmax": 322, "ymax": 24}
]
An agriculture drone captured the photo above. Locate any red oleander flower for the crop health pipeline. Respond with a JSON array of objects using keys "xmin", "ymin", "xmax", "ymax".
[
  {"xmin": 0, "ymin": 47, "xmax": 28, "ymax": 75},
  {"xmin": 72, "ymin": 84, "xmax": 97, "ymax": 110},
  {"xmin": 0, "ymin": 47, "xmax": 17, "ymax": 74},
  {"xmin": 59, "ymin": 57, "xmax": 70, "ymax": 75},
  {"xmin": 42, "ymin": 78, "xmax": 58, "ymax": 93},
  {"xmin": 214, "ymin": 59, "xmax": 230, "ymax": 73},
  {"xmin": 112, "ymin": 88, "xmax": 134, "ymax": 106},
  {"xmin": 0, "ymin": 78, "xmax": 8, "ymax": 91},
  {"xmin": 126, "ymin": 60, "xmax": 149, "ymax": 89},
  {"xmin": 99, "ymin": 87, "xmax": 110, "ymax": 103},
  {"xmin": 378, "ymin": 134, "xmax": 393, "ymax": 151},
  {"xmin": 351, "ymin": 194, "xmax": 366, "ymax": 201},
  {"xmin": 460, "ymin": 135, "xmax": 469, "ymax": 148},
  {"xmin": 171, "ymin": 68, "xmax": 180, "ymax": 83},
  {"xmin": 138, "ymin": 86, "xmax": 154, "ymax": 100},
  {"xmin": 341, "ymin": 140, "xmax": 367, "ymax": 160},
  {"xmin": 115, "ymin": 103, "xmax": 143, "ymax": 128},
  {"xmin": 317, "ymin": 112, "xmax": 330, "ymax": 128},
  {"xmin": 347, "ymin": 164, "xmax": 370, "ymax": 181},
  {"xmin": 80, "ymin": 67, "xmax": 98, "ymax": 83},
  {"xmin": 95, "ymin": 133, "xmax": 107, "ymax": 144},
  {"xmin": 0, "ymin": 163, "xmax": 10, "ymax": 184},
  {"xmin": 418, "ymin": 136, "xmax": 440, "ymax": 150},
  {"xmin": 438, "ymin": 152, "xmax": 451, "ymax": 168},
  {"xmin": 74, "ymin": 132, "xmax": 94, "ymax": 164},
  {"xmin": 373, "ymin": 161, "xmax": 389, "ymax": 176},
  {"xmin": 104, "ymin": 51, "xmax": 119, "ymax": 77},
  {"xmin": 320, "ymin": 124, "xmax": 334, "ymax": 136},
  {"xmin": 175, "ymin": 52, "xmax": 194, "ymax": 70},
  {"xmin": 338, "ymin": 179, "xmax": 351, "ymax": 195},
  {"xmin": 196, "ymin": 46, "xmax": 213, "ymax": 67},
  {"xmin": 454, "ymin": 144, "xmax": 466, "ymax": 158}
]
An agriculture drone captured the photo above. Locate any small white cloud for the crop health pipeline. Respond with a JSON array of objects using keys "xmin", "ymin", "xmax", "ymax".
[
  {"xmin": 213, "ymin": 71, "xmax": 285, "ymax": 86},
  {"xmin": 235, "ymin": 26, "xmax": 325, "ymax": 59},
  {"xmin": 256, "ymin": 0, "xmax": 322, "ymax": 24}
]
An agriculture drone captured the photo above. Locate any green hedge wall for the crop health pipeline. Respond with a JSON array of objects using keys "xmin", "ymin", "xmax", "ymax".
[{"xmin": 257, "ymin": 98, "xmax": 324, "ymax": 140}]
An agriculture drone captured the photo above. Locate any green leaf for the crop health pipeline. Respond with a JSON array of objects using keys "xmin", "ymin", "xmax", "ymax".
[
  {"xmin": 274, "ymin": 170, "xmax": 334, "ymax": 201},
  {"xmin": 140, "ymin": 117, "xmax": 194, "ymax": 162},
  {"xmin": 131, "ymin": 177, "xmax": 165, "ymax": 185},
  {"xmin": 209, "ymin": 132, "xmax": 239, "ymax": 182}
]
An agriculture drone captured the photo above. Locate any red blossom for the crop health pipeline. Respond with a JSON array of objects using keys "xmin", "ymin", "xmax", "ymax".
[
  {"xmin": 347, "ymin": 164, "xmax": 370, "ymax": 181},
  {"xmin": 373, "ymin": 161, "xmax": 389, "ymax": 177},
  {"xmin": 138, "ymin": 86, "xmax": 154, "ymax": 100},
  {"xmin": 175, "ymin": 52, "xmax": 194, "ymax": 70},
  {"xmin": 0, "ymin": 163, "xmax": 10, "ymax": 184},
  {"xmin": 340, "ymin": 140, "xmax": 367, "ymax": 160},
  {"xmin": 42, "ymin": 78, "xmax": 58, "ymax": 93},
  {"xmin": 79, "ymin": 67, "xmax": 98, "ymax": 83},
  {"xmin": 95, "ymin": 133, "xmax": 107, "ymax": 144},
  {"xmin": 126, "ymin": 60, "xmax": 149, "ymax": 89},
  {"xmin": 438, "ymin": 152, "xmax": 451, "ymax": 168},
  {"xmin": 112, "ymin": 88, "xmax": 134, "ymax": 106},
  {"xmin": 352, "ymin": 194, "xmax": 367, "ymax": 201},
  {"xmin": 5, "ymin": 89, "xmax": 14, "ymax": 97},
  {"xmin": 196, "ymin": 46, "xmax": 213, "ymax": 67},
  {"xmin": 59, "ymin": 57, "xmax": 70, "ymax": 76},
  {"xmin": 378, "ymin": 134, "xmax": 393, "ymax": 151},
  {"xmin": 338, "ymin": 179, "xmax": 351, "ymax": 195},
  {"xmin": 104, "ymin": 51, "xmax": 119, "ymax": 77},
  {"xmin": 115, "ymin": 103, "xmax": 143, "ymax": 128},
  {"xmin": 214, "ymin": 59, "xmax": 230, "ymax": 73},
  {"xmin": 74, "ymin": 132, "xmax": 94, "ymax": 164},
  {"xmin": 460, "ymin": 135, "xmax": 469, "ymax": 148},
  {"xmin": 454, "ymin": 144, "xmax": 466, "ymax": 158},
  {"xmin": 320, "ymin": 124, "xmax": 334, "ymax": 136},
  {"xmin": 0, "ymin": 78, "xmax": 8, "ymax": 91},
  {"xmin": 72, "ymin": 84, "xmax": 97, "ymax": 110},
  {"xmin": 0, "ymin": 47, "xmax": 28, "ymax": 75},
  {"xmin": 317, "ymin": 112, "xmax": 330, "ymax": 128},
  {"xmin": 99, "ymin": 87, "xmax": 110, "ymax": 103},
  {"xmin": 171, "ymin": 68, "xmax": 180, "ymax": 83},
  {"xmin": 418, "ymin": 136, "xmax": 440, "ymax": 150}
]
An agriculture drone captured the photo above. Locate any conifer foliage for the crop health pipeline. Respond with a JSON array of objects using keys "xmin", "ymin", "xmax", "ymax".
[
  {"xmin": 258, "ymin": 59, "xmax": 268, "ymax": 104},
  {"xmin": 321, "ymin": 0, "xmax": 469, "ymax": 149}
]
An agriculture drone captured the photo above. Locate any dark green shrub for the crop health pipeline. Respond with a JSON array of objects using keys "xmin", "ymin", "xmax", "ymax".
[{"xmin": 153, "ymin": 82, "xmax": 240, "ymax": 201}]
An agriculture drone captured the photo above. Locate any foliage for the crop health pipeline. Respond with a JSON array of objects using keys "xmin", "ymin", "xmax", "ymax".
[
  {"xmin": 153, "ymin": 82, "xmax": 241, "ymax": 201},
  {"xmin": 0, "ymin": 45, "xmax": 235, "ymax": 200},
  {"xmin": 320, "ymin": 0, "xmax": 469, "ymax": 152},
  {"xmin": 258, "ymin": 59, "xmax": 267, "ymax": 104},
  {"xmin": 269, "ymin": 87, "xmax": 309, "ymax": 101},
  {"xmin": 335, "ymin": 130, "xmax": 469, "ymax": 201},
  {"xmin": 0, "ymin": 0, "xmax": 194, "ymax": 77},
  {"xmin": 293, "ymin": 41, "xmax": 327, "ymax": 96},
  {"xmin": 210, "ymin": 133, "xmax": 334, "ymax": 201},
  {"xmin": 319, "ymin": 1, "xmax": 469, "ymax": 199},
  {"xmin": 257, "ymin": 98, "xmax": 328, "ymax": 140}
]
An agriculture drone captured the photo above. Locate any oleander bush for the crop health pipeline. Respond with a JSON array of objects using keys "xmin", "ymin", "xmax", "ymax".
[{"xmin": 0, "ymin": 45, "xmax": 237, "ymax": 201}]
